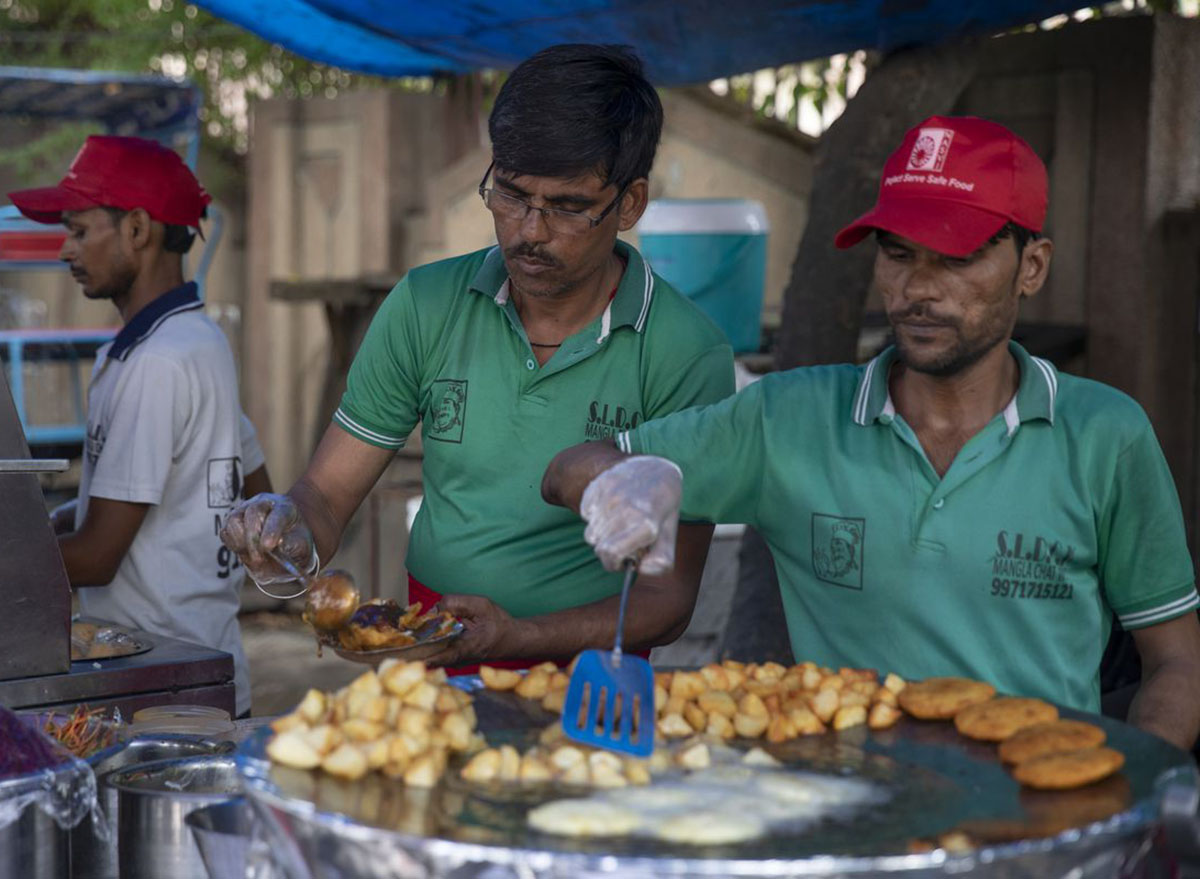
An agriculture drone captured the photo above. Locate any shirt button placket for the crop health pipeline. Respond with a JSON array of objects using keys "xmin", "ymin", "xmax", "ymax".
[{"xmin": 932, "ymin": 498, "xmax": 945, "ymax": 510}]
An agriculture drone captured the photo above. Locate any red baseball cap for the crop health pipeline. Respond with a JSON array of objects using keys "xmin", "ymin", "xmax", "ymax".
[
  {"xmin": 834, "ymin": 115, "xmax": 1047, "ymax": 257},
  {"xmin": 8, "ymin": 135, "xmax": 211, "ymax": 228}
]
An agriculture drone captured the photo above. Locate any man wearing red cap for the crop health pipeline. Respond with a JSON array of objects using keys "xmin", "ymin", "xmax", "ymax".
[
  {"xmin": 9, "ymin": 135, "xmax": 272, "ymax": 716},
  {"xmin": 542, "ymin": 116, "xmax": 1200, "ymax": 750}
]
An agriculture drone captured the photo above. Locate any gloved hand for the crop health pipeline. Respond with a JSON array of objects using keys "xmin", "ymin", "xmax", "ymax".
[
  {"xmin": 579, "ymin": 455, "xmax": 682, "ymax": 575},
  {"xmin": 219, "ymin": 493, "xmax": 318, "ymax": 586}
]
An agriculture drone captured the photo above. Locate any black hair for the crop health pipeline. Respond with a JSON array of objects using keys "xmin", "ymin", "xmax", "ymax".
[
  {"xmin": 488, "ymin": 44, "xmax": 663, "ymax": 191},
  {"xmin": 987, "ymin": 221, "xmax": 1041, "ymax": 254},
  {"xmin": 103, "ymin": 206, "xmax": 198, "ymax": 254}
]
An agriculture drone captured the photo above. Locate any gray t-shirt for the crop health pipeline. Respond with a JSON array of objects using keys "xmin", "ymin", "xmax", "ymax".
[{"xmin": 77, "ymin": 297, "xmax": 262, "ymax": 715}]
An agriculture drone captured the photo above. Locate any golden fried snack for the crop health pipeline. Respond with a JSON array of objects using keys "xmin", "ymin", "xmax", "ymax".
[
  {"xmin": 953, "ymin": 697, "xmax": 1059, "ymax": 742},
  {"xmin": 897, "ymin": 677, "xmax": 996, "ymax": 720},
  {"xmin": 337, "ymin": 600, "xmax": 420, "ymax": 651},
  {"xmin": 997, "ymin": 719, "xmax": 1107, "ymax": 765},
  {"xmin": 1011, "ymin": 747, "xmax": 1125, "ymax": 790},
  {"xmin": 303, "ymin": 569, "xmax": 361, "ymax": 631}
]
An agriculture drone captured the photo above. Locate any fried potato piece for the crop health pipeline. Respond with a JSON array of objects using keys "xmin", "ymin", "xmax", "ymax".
[
  {"xmin": 519, "ymin": 752, "xmax": 554, "ymax": 783},
  {"xmin": 270, "ymin": 713, "xmax": 306, "ymax": 734},
  {"xmin": 833, "ymin": 705, "xmax": 867, "ymax": 731},
  {"xmin": 321, "ymin": 743, "xmax": 368, "ymax": 781},
  {"xmin": 697, "ymin": 689, "xmax": 737, "ymax": 718},
  {"xmin": 683, "ymin": 701, "xmax": 707, "ymax": 732},
  {"xmin": 296, "ymin": 688, "xmax": 327, "ymax": 724},
  {"xmin": 461, "ymin": 748, "xmax": 501, "ymax": 783},
  {"xmin": 541, "ymin": 688, "xmax": 567, "ymax": 714},
  {"xmin": 480, "ymin": 665, "xmax": 522, "ymax": 691},
  {"xmin": 676, "ymin": 741, "xmax": 711, "ymax": 770},
  {"xmin": 868, "ymin": 702, "xmax": 902, "ymax": 730},
  {"xmin": 658, "ymin": 713, "xmax": 693, "ymax": 738},
  {"xmin": 515, "ymin": 670, "xmax": 551, "ymax": 701},
  {"xmin": 267, "ymin": 729, "xmax": 322, "ymax": 769},
  {"xmin": 380, "ymin": 660, "xmax": 427, "ymax": 698},
  {"xmin": 404, "ymin": 752, "xmax": 442, "ymax": 788}
]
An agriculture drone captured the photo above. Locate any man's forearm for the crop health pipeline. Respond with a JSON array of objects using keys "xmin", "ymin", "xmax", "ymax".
[
  {"xmin": 288, "ymin": 478, "xmax": 344, "ymax": 567},
  {"xmin": 1128, "ymin": 660, "xmax": 1200, "ymax": 751},
  {"xmin": 58, "ymin": 532, "xmax": 115, "ymax": 586},
  {"xmin": 542, "ymin": 440, "xmax": 628, "ymax": 512},
  {"xmin": 503, "ymin": 583, "xmax": 694, "ymax": 660}
]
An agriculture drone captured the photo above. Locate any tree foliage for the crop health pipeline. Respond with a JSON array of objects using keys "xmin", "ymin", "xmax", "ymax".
[{"xmin": 0, "ymin": 0, "xmax": 405, "ymax": 164}]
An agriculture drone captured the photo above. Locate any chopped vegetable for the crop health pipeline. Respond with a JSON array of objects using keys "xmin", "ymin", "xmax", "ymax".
[{"xmin": 41, "ymin": 706, "xmax": 117, "ymax": 759}]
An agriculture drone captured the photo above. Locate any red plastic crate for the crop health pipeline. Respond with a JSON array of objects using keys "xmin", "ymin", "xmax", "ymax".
[{"xmin": 0, "ymin": 231, "xmax": 67, "ymax": 262}]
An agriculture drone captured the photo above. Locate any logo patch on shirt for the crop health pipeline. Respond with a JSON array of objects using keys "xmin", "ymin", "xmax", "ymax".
[
  {"xmin": 812, "ymin": 514, "xmax": 865, "ymax": 590},
  {"xmin": 428, "ymin": 379, "xmax": 468, "ymax": 444},
  {"xmin": 207, "ymin": 457, "xmax": 243, "ymax": 508},
  {"xmin": 585, "ymin": 399, "xmax": 641, "ymax": 440},
  {"xmin": 989, "ymin": 530, "xmax": 1076, "ymax": 600},
  {"xmin": 85, "ymin": 421, "xmax": 106, "ymax": 468}
]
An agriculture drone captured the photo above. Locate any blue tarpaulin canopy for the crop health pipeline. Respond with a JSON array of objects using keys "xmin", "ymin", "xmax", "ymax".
[{"xmin": 196, "ymin": 0, "xmax": 1086, "ymax": 84}]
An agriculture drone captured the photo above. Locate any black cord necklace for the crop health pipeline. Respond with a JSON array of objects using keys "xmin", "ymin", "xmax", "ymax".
[{"xmin": 528, "ymin": 339, "xmax": 563, "ymax": 348}]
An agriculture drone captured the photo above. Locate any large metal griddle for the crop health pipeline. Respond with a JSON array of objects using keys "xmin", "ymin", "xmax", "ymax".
[{"xmin": 238, "ymin": 680, "xmax": 1200, "ymax": 878}]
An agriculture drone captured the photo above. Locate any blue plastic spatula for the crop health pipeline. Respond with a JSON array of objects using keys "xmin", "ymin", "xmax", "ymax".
[{"xmin": 561, "ymin": 560, "xmax": 656, "ymax": 757}]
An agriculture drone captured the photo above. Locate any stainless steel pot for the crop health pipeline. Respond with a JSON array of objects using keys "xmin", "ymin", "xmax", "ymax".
[
  {"xmin": 0, "ymin": 752, "xmax": 94, "ymax": 879},
  {"xmin": 0, "ymin": 803, "xmax": 70, "ymax": 879},
  {"xmin": 73, "ymin": 736, "xmax": 225, "ymax": 879},
  {"xmin": 105, "ymin": 755, "xmax": 242, "ymax": 879},
  {"xmin": 186, "ymin": 797, "xmax": 253, "ymax": 879}
]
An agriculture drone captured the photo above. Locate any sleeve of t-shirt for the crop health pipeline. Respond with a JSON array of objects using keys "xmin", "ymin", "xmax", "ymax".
[
  {"xmin": 87, "ymin": 354, "xmax": 188, "ymax": 506},
  {"xmin": 1099, "ymin": 422, "xmax": 1198, "ymax": 629},
  {"xmin": 642, "ymin": 342, "xmax": 735, "ymax": 420},
  {"xmin": 239, "ymin": 412, "xmax": 266, "ymax": 473},
  {"xmin": 618, "ymin": 378, "xmax": 768, "ymax": 527},
  {"xmin": 333, "ymin": 276, "xmax": 423, "ymax": 449}
]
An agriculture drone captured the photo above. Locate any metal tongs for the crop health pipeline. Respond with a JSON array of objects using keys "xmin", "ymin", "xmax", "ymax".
[{"xmin": 251, "ymin": 547, "xmax": 315, "ymax": 601}]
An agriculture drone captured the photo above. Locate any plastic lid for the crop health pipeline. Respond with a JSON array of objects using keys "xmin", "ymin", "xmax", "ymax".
[
  {"xmin": 129, "ymin": 718, "xmax": 237, "ymax": 738},
  {"xmin": 133, "ymin": 704, "xmax": 231, "ymax": 723},
  {"xmin": 637, "ymin": 199, "xmax": 769, "ymax": 235}
]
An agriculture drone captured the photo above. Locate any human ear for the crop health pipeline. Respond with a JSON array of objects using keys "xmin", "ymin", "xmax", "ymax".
[
  {"xmin": 616, "ymin": 179, "xmax": 649, "ymax": 232},
  {"xmin": 125, "ymin": 207, "xmax": 154, "ymax": 251},
  {"xmin": 1018, "ymin": 238, "xmax": 1054, "ymax": 299}
]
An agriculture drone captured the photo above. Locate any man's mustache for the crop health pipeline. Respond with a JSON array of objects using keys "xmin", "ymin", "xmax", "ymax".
[
  {"xmin": 889, "ymin": 305, "xmax": 956, "ymax": 326},
  {"xmin": 505, "ymin": 244, "xmax": 562, "ymax": 268}
]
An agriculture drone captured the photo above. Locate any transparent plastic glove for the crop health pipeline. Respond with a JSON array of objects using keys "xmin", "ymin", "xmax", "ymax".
[
  {"xmin": 219, "ymin": 492, "xmax": 318, "ymax": 587},
  {"xmin": 579, "ymin": 455, "xmax": 682, "ymax": 575}
]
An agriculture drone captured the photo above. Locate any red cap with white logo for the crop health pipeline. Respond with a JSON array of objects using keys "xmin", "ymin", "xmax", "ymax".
[
  {"xmin": 8, "ymin": 135, "xmax": 210, "ymax": 228},
  {"xmin": 834, "ymin": 115, "xmax": 1047, "ymax": 257}
]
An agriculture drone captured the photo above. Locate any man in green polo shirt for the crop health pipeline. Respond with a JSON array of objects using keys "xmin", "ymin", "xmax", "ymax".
[
  {"xmin": 543, "ymin": 115, "xmax": 1200, "ymax": 750},
  {"xmin": 220, "ymin": 44, "xmax": 734, "ymax": 669}
]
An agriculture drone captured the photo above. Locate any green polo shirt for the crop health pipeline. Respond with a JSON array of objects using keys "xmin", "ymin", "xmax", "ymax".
[
  {"xmin": 335, "ymin": 241, "xmax": 734, "ymax": 617},
  {"xmin": 621, "ymin": 342, "xmax": 1197, "ymax": 711}
]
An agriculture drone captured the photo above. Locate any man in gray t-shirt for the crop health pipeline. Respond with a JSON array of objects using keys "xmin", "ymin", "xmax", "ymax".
[{"xmin": 8, "ymin": 136, "xmax": 271, "ymax": 716}]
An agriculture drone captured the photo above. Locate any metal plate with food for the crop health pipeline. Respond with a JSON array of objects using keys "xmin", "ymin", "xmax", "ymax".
[
  {"xmin": 237, "ymin": 661, "xmax": 1200, "ymax": 879},
  {"xmin": 70, "ymin": 618, "xmax": 154, "ymax": 662},
  {"xmin": 323, "ymin": 614, "xmax": 465, "ymax": 665},
  {"xmin": 300, "ymin": 569, "xmax": 463, "ymax": 665}
]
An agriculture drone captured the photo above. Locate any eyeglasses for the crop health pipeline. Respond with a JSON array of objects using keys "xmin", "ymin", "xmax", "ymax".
[{"xmin": 478, "ymin": 162, "xmax": 626, "ymax": 236}]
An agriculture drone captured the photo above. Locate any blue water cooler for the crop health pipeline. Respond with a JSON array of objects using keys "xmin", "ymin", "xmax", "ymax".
[{"xmin": 637, "ymin": 199, "xmax": 768, "ymax": 353}]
